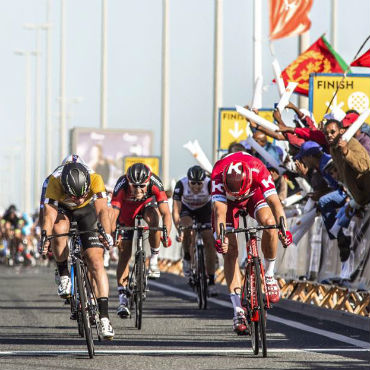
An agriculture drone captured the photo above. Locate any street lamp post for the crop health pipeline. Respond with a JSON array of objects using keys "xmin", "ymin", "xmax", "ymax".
[
  {"xmin": 14, "ymin": 50, "xmax": 35, "ymax": 213},
  {"xmin": 100, "ymin": 0, "xmax": 108, "ymax": 129}
]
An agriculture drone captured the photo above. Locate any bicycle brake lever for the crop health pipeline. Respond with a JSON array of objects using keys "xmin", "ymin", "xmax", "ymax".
[
  {"xmin": 219, "ymin": 223, "xmax": 225, "ymax": 244},
  {"xmin": 279, "ymin": 216, "xmax": 287, "ymax": 238}
]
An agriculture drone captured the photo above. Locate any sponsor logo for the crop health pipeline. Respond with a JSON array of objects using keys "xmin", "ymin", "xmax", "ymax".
[
  {"xmin": 227, "ymin": 162, "xmax": 242, "ymax": 175},
  {"xmin": 261, "ymin": 175, "xmax": 275, "ymax": 189},
  {"xmin": 212, "ymin": 181, "xmax": 224, "ymax": 193}
]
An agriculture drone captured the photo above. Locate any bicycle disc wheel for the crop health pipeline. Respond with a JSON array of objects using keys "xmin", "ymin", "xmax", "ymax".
[
  {"xmin": 242, "ymin": 262, "xmax": 258, "ymax": 355},
  {"xmin": 76, "ymin": 260, "xmax": 94, "ymax": 358},
  {"xmin": 135, "ymin": 251, "xmax": 144, "ymax": 330},
  {"xmin": 196, "ymin": 245, "xmax": 207, "ymax": 309},
  {"xmin": 253, "ymin": 257, "xmax": 267, "ymax": 357}
]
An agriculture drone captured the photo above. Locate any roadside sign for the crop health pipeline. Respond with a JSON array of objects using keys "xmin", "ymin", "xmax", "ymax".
[
  {"xmin": 309, "ymin": 73, "xmax": 370, "ymax": 125},
  {"xmin": 124, "ymin": 156, "xmax": 161, "ymax": 176},
  {"xmin": 218, "ymin": 108, "xmax": 274, "ymax": 151}
]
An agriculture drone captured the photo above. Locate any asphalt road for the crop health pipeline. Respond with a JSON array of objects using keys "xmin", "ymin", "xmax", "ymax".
[{"xmin": 0, "ymin": 264, "xmax": 369, "ymax": 370}]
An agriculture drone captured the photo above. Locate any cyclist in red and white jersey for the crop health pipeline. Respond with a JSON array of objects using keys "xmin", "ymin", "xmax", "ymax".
[
  {"xmin": 111, "ymin": 163, "xmax": 172, "ymax": 318},
  {"xmin": 211, "ymin": 151, "xmax": 292, "ymax": 334}
]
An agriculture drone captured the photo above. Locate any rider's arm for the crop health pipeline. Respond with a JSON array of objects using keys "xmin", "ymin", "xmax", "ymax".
[
  {"xmin": 42, "ymin": 203, "xmax": 58, "ymax": 236},
  {"xmin": 94, "ymin": 197, "xmax": 112, "ymax": 234},
  {"xmin": 158, "ymin": 201, "xmax": 172, "ymax": 235},
  {"xmin": 172, "ymin": 200, "xmax": 182, "ymax": 230},
  {"xmin": 110, "ymin": 207, "xmax": 120, "ymax": 233},
  {"xmin": 265, "ymin": 194, "xmax": 287, "ymax": 227},
  {"xmin": 213, "ymin": 200, "xmax": 227, "ymax": 238}
]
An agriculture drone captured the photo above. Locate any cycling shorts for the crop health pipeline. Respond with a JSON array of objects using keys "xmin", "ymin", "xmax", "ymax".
[
  {"xmin": 180, "ymin": 202, "xmax": 212, "ymax": 226},
  {"xmin": 58, "ymin": 202, "xmax": 104, "ymax": 250},
  {"xmin": 213, "ymin": 188, "xmax": 269, "ymax": 229},
  {"xmin": 117, "ymin": 197, "xmax": 158, "ymax": 241}
]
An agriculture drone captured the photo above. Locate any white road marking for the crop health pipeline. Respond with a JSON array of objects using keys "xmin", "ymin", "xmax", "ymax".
[
  {"xmin": 148, "ymin": 280, "xmax": 370, "ymax": 350},
  {"xmin": 0, "ymin": 348, "xmax": 368, "ymax": 356}
]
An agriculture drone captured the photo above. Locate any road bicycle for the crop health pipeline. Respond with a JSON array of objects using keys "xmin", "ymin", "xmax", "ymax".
[
  {"xmin": 220, "ymin": 210, "xmax": 286, "ymax": 357},
  {"xmin": 41, "ymin": 222, "xmax": 110, "ymax": 359},
  {"xmin": 115, "ymin": 215, "xmax": 167, "ymax": 330},
  {"xmin": 179, "ymin": 222, "xmax": 211, "ymax": 309}
]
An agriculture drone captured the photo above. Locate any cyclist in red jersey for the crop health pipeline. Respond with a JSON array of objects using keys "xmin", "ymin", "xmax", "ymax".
[
  {"xmin": 111, "ymin": 163, "xmax": 172, "ymax": 318},
  {"xmin": 211, "ymin": 151, "xmax": 292, "ymax": 334}
]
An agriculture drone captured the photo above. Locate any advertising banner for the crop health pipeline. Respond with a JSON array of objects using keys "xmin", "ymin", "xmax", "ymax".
[
  {"xmin": 124, "ymin": 156, "xmax": 160, "ymax": 176},
  {"xmin": 71, "ymin": 128, "xmax": 153, "ymax": 190},
  {"xmin": 309, "ymin": 73, "xmax": 370, "ymax": 125}
]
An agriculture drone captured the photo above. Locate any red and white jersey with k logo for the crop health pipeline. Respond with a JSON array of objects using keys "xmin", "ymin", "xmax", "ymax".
[{"xmin": 211, "ymin": 152, "xmax": 277, "ymax": 203}]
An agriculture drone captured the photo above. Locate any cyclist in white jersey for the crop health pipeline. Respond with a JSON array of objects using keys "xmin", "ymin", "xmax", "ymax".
[{"xmin": 172, "ymin": 166, "xmax": 217, "ymax": 295}]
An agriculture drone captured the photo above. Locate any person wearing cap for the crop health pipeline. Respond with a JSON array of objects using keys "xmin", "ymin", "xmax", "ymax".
[
  {"xmin": 342, "ymin": 110, "xmax": 370, "ymax": 154},
  {"xmin": 323, "ymin": 118, "xmax": 370, "ymax": 208}
]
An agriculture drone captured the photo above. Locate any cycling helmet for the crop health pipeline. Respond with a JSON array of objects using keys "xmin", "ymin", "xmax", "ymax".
[
  {"xmin": 187, "ymin": 165, "xmax": 206, "ymax": 182},
  {"xmin": 126, "ymin": 163, "xmax": 151, "ymax": 185},
  {"xmin": 222, "ymin": 161, "xmax": 252, "ymax": 198},
  {"xmin": 61, "ymin": 162, "xmax": 91, "ymax": 197}
]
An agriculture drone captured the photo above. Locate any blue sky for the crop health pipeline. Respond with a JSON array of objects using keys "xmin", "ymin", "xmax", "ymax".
[{"xmin": 1, "ymin": 0, "xmax": 369, "ymax": 210}]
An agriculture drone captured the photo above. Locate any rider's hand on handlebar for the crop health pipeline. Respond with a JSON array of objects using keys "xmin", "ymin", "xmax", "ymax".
[
  {"xmin": 39, "ymin": 239, "xmax": 50, "ymax": 256},
  {"xmin": 100, "ymin": 233, "xmax": 114, "ymax": 249},
  {"xmin": 278, "ymin": 230, "xmax": 293, "ymax": 248},
  {"xmin": 176, "ymin": 231, "xmax": 183, "ymax": 243},
  {"xmin": 161, "ymin": 236, "xmax": 172, "ymax": 248},
  {"xmin": 215, "ymin": 237, "xmax": 228, "ymax": 254}
]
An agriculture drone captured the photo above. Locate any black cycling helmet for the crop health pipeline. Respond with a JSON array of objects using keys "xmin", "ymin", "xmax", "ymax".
[
  {"xmin": 126, "ymin": 163, "xmax": 151, "ymax": 185},
  {"xmin": 187, "ymin": 165, "xmax": 206, "ymax": 182},
  {"xmin": 61, "ymin": 162, "xmax": 91, "ymax": 197}
]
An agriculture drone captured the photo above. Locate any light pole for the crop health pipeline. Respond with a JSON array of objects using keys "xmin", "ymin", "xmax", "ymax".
[
  {"xmin": 14, "ymin": 50, "xmax": 35, "ymax": 213},
  {"xmin": 100, "ymin": 0, "xmax": 108, "ymax": 129}
]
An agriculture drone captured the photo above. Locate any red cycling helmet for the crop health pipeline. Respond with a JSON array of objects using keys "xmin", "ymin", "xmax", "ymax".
[{"xmin": 222, "ymin": 161, "xmax": 252, "ymax": 198}]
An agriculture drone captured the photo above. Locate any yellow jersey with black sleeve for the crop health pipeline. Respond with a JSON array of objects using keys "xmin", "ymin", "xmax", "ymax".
[{"xmin": 44, "ymin": 165, "xmax": 107, "ymax": 210}]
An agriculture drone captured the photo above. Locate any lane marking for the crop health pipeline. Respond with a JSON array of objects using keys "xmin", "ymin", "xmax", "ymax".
[
  {"xmin": 0, "ymin": 348, "xmax": 369, "ymax": 356},
  {"xmin": 148, "ymin": 280, "xmax": 370, "ymax": 350}
]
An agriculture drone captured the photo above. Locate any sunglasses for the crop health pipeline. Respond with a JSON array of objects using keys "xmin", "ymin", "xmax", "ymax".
[
  {"xmin": 190, "ymin": 181, "xmax": 203, "ymax": 185},
  {"xmin": 129, "ymin": 183, "xmax": 147, "ymax": 188},
  {"xmin": 324, "ymin": 129, "xmax": 337, "ymax": 136}
]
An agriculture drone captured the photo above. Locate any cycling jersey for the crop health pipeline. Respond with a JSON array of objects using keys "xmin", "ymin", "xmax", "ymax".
[
  {"xmin": 173, "ymin": 177, "xmax": 211, "ymax": 210},
  {"xmin": 111, "ymin": 174, "xmax": 167, "ymax": 226},
  {"xmin": 211, "ymin": 151, "xmax": 277, "ymax": 203},
  {"xmin": 44, "ymin": 164, "xmax": 107, "ymax": 210}
]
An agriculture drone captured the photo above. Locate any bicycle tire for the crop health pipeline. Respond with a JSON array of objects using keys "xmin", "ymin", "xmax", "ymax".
[
  {"xmin": 135, "ymin": 251, "xmax": 144, "ymax": 330},
  {"xmin": 196, "ymin": 244, "xmax": 207, "ymax": 309},
  {"xmin": 76, "ymin": 260, "xmax": 95, "ymax": 358},
  {"xmin": 242, "ymin": 261, "xmax": 258, "ymax": 355},
  {"xmin": 253, "ymin": 257, "xmax": 267, "ymax": 357}
]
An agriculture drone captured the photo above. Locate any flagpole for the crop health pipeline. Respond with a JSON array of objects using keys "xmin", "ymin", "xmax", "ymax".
[
  {"xmin": 212, "ymin": 0, "xmax": 223, "ymax": 164},
  {"xmin": 298, "ymin": 31, "xmax": 310, "ymax": 110},
  {"xmin": 331, "ymin": 0, "xmax": 337, "ymax": 49},
  {"xmin": 253, "ymin": 0, "xmax": 262, "ymax": 88}
]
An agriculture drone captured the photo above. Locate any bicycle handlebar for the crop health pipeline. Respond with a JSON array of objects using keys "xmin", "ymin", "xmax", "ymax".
[{"xmin": 178, "ymin": 224, "xmax": 212, "ymax": 232}]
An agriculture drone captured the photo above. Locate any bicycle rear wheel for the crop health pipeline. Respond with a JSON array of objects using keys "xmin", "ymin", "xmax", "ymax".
[
  {"xmin": 135, "ymin": 251, "xmax": 145, "ymax": 330},
  {"xmin": 76, "ymin": 260, "xmax": 95, "ymax": 358},
  {"xmin": 242, "ymin": 261, "xmax": 258, "ymax": 355},
  {"xmin": 253, "ymin": 257, "xmax": 267, "ymax": 357},
  {"xmin": 196, "ymin": 244, "xmax": 207, "ymax": 309}
]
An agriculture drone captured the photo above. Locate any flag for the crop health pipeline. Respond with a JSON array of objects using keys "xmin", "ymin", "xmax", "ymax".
[
  {"xmin": 351, "ymin": 49, "xmax": 370, "ymax": 67},
  {"xmin": 280, "ymin": 35, "xmax": 349, "ymax": 96},
  {"xmin": 270, "ymin": 0, "xmax": 313, "ymax": 40}
]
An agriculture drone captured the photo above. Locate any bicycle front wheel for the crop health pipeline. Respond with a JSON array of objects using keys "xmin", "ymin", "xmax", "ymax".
[
  {"xmin": 76, "ymin": 260, "xmax": 95, "ymax": 358},
  {"xmin": 253, "ymin": 257, "xmax": 267, "ymax": 357},
  {"xmin": 135, "ymin": 251, "xmax": 145, "ymax": 330},
  {"xmin": 242, "ymin": 261, "xmax": 258, "ymax": 355},
  {"xmin": 196, "ymin": 244, "xmax": 207, "ymax": 309}
]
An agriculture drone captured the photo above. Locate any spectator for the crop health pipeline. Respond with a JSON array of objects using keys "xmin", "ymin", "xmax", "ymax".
[
  {"xmin": 342, "ymin": 111, "xmax": 370, "ymax": 154},
  {"xmin": 268, "ymin": 167, "xmax": 288, "ymax": 201}
]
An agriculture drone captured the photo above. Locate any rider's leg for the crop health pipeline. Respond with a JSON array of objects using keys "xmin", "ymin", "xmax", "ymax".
[
  {"xmin": 143, "ymin": 206, "xmax": 161, "ymax": 277},
  {"xmin": 116, "ymin": 238, "xmax": 133, "ymax": 317},
  {"xmin": 255, "ymin": 205, "xmax": 280, "ymax": 303},
  {"xmin": 179, "ymin": 215, "xmax": 193, "ymax": 276},
  {"xmin": 84, "ymin": 247, "xmax": 110, "ymax": 316},
  {"xmin": 201, "ymin": 229, "xmax": 217, "ymax": 279}
]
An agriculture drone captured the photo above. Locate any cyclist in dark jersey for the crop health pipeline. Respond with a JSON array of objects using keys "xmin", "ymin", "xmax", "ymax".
[
  {"xmin": 111, "ymin": 163, "xmax": 172, "ymax": 318},
  {"xmin": 173, "ymin": 166, "xmax": 217, "ymax": 295}
]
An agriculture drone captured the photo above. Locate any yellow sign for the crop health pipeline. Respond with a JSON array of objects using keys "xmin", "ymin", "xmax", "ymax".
[
  {"xmin": 124, "ymin": 156, "xmax": 160, "ymax": 176},
  {"xmin": 219, "ymin": 108, "xmax": 275, "ymax": 150},
  {"xmin": 310, "ymin": 73, "xmax": 370, "ymax": 125}
]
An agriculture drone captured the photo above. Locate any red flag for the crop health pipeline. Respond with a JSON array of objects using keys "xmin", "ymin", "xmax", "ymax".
[
  {"xmin": 270, "ymin": 0, "xmax": 313, "ymax": 40},
  {"xmin": 280, "ymin": 36, "xmax": 349, "ymax": 96},
  {"xmin": 351, "ymin": 49, "xmax": 370, "ymax": 67}
]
